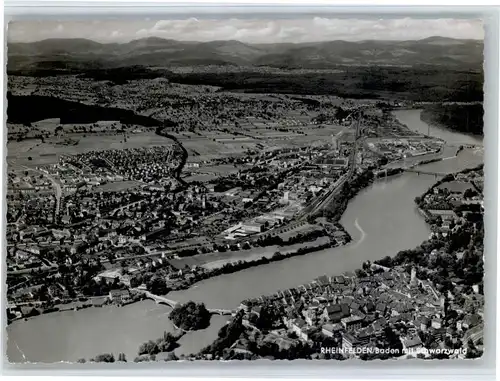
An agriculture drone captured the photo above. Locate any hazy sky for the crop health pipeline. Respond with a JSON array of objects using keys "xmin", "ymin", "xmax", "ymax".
[{"xmin": 8, "ymin": 17, "xmax": 484, "ymax": 44}]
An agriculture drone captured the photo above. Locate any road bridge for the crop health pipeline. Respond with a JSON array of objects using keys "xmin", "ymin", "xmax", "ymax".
[
  {"xmin": 377, "ymin": 167, "xmax": 445, "ymax": 179},
  {"xmin": 134, "ymin": 289, "xmax": 179, "ymax": 308},
  {"xmin": 132, "ymin": 289, "xmax": 234, "ymax": 316},
  {"xmin": 403, "ymin": 168, "xmax": 447, "ymax": 178}
]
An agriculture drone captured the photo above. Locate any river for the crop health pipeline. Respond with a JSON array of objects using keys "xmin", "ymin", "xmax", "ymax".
[
  {"xmin": 393, "ymin": 109, "xmax": 482, "ymax": 146},
  {"xmin": 7, "ymin": 300, "xmax": 230, "ymax": 363},
  {"xmin": 6, "ymin": 109, "xmax": 483, "ymax": 363}
]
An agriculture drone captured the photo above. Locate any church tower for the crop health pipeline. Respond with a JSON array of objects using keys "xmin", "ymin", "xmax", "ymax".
[{"xmin": 410, "ymin": 267, "xmax": 417, "ymax": 288}]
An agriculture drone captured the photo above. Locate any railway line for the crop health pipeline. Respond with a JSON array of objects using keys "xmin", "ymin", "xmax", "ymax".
[{"xmin": 300, "ymin": 116, "xmax": 363, "ymax": 219}]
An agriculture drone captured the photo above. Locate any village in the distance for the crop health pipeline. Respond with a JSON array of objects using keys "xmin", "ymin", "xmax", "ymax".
[{"xmin": 5, "ymin": 28, "xmax": 485, "ymax": 363}]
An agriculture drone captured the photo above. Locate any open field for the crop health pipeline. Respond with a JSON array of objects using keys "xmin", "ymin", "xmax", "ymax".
[
  {"xmin": 173, "ymin": 130, "xmax": 261, "ymax": 160},
  {"xmin": 182, "ymin": 173, "xmax": 219, "ymax": 182},
  {"xmin": 91, "ymin": 180, "xmax": 143, "ymax": 193},
  {"xmin": 176, "ymin": 121, "xmax": 348, "ymax": 163},
  {"xmin": 189, "ymin": 164, "xmax": 241, "ymax": 175},
  {"xmin": 172, "ymin": 134, "xmax": 243, "ymax": 159},
  {"xmin": 7, "ymin": 130, "xmax": 174, "ymax": 166}
]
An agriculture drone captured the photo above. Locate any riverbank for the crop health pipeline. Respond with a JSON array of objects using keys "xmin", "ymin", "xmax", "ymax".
[
  {"xmin": 7, "ymin": 294, "xmax": 147, "ymax": 325},
  {"xmin": 393, "ymin": 109, "xmax": 482, "ymax": 147},
  {"xmin": 417, "ymin": 162, "xmax": 484, "ymax": 213},
  {"xmin": 166, "ymin": 240, "xmax": 335, "ymax": 294},
  {"xmin": 420, "ymin": 104, "xmax": 483, "ymax": 137},
  {"xmin": 162, "ymin": 167, "xmax": 377, "ymax": 294},
  {"xmin": 7, "ymin": 298, "xmax": 230, "ymax": 363},
  {"xmin": 171, "ymin": 236, "xmax": 332, "ymax": 270}
]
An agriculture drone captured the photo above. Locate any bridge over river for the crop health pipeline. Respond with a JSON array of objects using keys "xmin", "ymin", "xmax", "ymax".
[
  {"xmin": 132, "ymin": 289, "xmax": 234, "ymax": 316},
  {"xmin": 377, "ymin": 167, "xmax": 447, "ymax": 179},
  {"xmin": 402, "ymin": 168, "xmax": 448, "ymax": 177}
]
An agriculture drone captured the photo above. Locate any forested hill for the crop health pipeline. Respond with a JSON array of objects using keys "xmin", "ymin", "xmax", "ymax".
[
  {"xmin": 7, "ymin": 36, "xmax": 484, "ymax": 103},
  {"xmin": 8, "ymin": 36, "xmax": 483, "ymax": 71},
  {"xmin": 420, "ymin": 104, "xmax": 484, "ymax": 136},
  {"xmin": 6, "ymin": 92, "xmax": 176, "ymax": 127}
]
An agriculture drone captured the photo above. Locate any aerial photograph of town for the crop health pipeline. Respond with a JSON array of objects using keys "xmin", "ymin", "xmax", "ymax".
[{"xmin": 5, "ymin": 16, "xmax": 485, "ymax": 363}]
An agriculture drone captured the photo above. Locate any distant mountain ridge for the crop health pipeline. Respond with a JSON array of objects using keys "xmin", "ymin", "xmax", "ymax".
[{"xmin": 7, "ymin": 36, "xmax": 483, "ymax": 71}]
